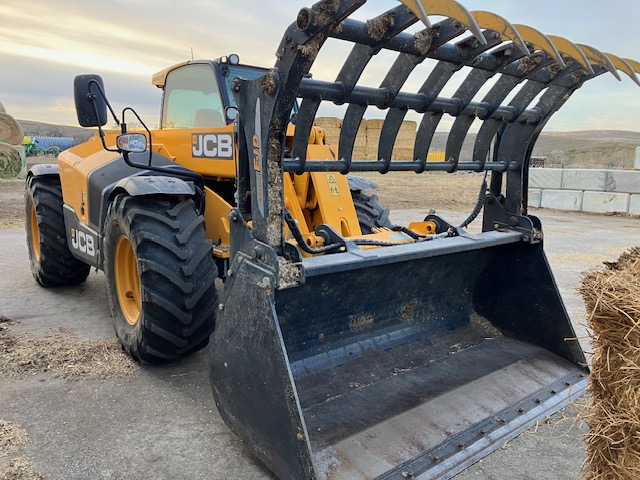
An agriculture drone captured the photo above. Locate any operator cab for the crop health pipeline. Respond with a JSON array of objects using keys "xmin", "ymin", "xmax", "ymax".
[{"xmin": 154, "ymin": 55, "xmax": 268, "ymax": 130}]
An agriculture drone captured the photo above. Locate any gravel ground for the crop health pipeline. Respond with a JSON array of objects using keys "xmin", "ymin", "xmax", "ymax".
[{"xmin": 1, "ymin": 159, "xmax": 639, "ymax": 479}]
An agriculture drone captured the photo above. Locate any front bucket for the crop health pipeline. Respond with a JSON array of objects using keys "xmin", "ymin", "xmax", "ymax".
[{"xmin": 210, "ymin": 229, "xmax": 587, "ymax": 480}]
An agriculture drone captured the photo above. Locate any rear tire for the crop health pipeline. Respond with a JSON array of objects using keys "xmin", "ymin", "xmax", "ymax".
[
  {"xmin": 104, "ymin": 195, "xmax": 217, "ymax": 363},
  {"xmin": 24, "ymin": 176, "xmax": 90, "ymax": 286},
  {"xmin": 351, "ymin": 190, "xmax": 393, "ymax": 234}
]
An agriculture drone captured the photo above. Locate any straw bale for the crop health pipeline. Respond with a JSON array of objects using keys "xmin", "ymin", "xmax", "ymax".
[
  {"xmin": 355, "ymin": 124, "xmax": 368, "ymax": 147},
  {"xmin": 580, "ymin": 248, "xmax": 640, "ymax": 480},
  {"xmin": 399, "ymin": 120, "xmax": 417, "ymax": 133},
  {"xmin": 0, "ymin": 144, "xmax": 22, "ymax": 179},
  {"xmin": 392, "ymin": 147, "xmax": 415, "ymax": 161},
  {"xmin": 322, "ymin": 127, "xmax": 341, "ymax": 146},
  {"xmin": 352, "ymin": 146, "xmax": 368, "ymax": 160},
  {"xmin": 366, "ymin": 119, "xmax": 384, "ymax": 129},
  {"xmin": 315, "ymin": 117, "xmax": 342, "ymax": 129},
  {"xmin": 0, "ymin": 114, "xmax": 23, "ymax": 145}
]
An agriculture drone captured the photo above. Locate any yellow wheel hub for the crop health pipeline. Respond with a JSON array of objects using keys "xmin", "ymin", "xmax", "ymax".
[
  {"xmin": 114, "ymin": 235, "xmax": 141, "ymax": 326},
  {"xmin": 30, "ymin": 203, "xmax": 41, "ymax": 261}
]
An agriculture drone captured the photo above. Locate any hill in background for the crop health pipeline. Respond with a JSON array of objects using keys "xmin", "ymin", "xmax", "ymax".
[
  {"xmin": 431, "ymin": 130, "xmax": 640, "ymax": 169},
  {"xmin": 17, "ymin": 120, "xmax": 640, "ymax": 169},
  {"xmin": 17, "ymin": 120, "xmax": 94, "ymax": 143}
]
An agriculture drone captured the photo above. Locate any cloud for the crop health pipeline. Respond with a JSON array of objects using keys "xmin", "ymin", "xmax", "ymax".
[{"xmin": 1, "ymin": 0, "xmax": 639, "ymax": 133}]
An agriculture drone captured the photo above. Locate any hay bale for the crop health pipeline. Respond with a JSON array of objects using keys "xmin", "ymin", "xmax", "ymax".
[
  {"xmin": 315, "ymin": 117, "xmax": 342, "ymax": 129},
  {"xmin": 14, "ymin": 145, "xmax": 27, "ymax": 179},
  {"xmin": 0, "ymin": 113, "xmax": 23, "ymax": 145},
  {"xmin": 0, "ymin": 143, "xmax": 23, "ymax": 179},
  {"xmin": 0, "ymin": 101, "xmax": 5, "ymax": 114},
  {"xmin": 315, "ymin": 117, "xmax": 342, "ymax": 145},
  {"xmin": 580, "ymin": 248, "xmax": 640, "ymax": 480}
]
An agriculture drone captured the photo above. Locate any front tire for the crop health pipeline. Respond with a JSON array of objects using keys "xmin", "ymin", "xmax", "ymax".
[
  {"xmin": 104, "ymin": 195, "xmax": 217, "ymax": 363},
  {"xmin": 351, "ymin": 190, "xmax": 393, "ymax": 234},
  {"xmin": 24, "ymin": 176, "xmax": 90, "ymax": 286}
]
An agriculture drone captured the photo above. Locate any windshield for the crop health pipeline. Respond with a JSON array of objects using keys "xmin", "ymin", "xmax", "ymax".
[{"xmin": 223, "ymin": 65, "xmax": 266, "ymax": 106}]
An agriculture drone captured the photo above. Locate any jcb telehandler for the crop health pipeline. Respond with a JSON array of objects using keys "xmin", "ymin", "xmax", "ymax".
[{"xmin": 25, "ymin": 0, "xmax": 640, "ymax": 478}]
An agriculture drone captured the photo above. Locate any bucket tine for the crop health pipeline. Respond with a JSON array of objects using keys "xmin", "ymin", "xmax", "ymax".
[
  {"xmin": 409, "ymin": 29, "xmax": 519, "ymax": 166},
  {"xmin": 547, "ymin": 35, "xmax": 594, "ymax": 74},
  {"xmin": 605, "ymin": 53, "xmax": 640, "ymax": 86},
  {"xmin": 336, "ymin": 12, "xmax": 473, "ymax": 163},
  {"xmin": 624, "ymin": 58, "xmax": 640, "ymax": 77},
  {"xmin": 471, "ymin": 47, "xmax": 589, "ymax": 168},
  {"xmin": 513, "ymin": 24, "xmax": 565, "ymax": 67},
  {"xmin": 399, "ymin": 0, "xmax": 486, "ymax": 43},
  {"xmin": 444, "ymin": 11, "xmax": 533, "ymax": 168},
  {"xmin": 471, "ymin": 11, "xmax": 530, "ymax": 56},
  {"xmin": 577, "ymin": 44, "xmax": 621, "ymax": 80},
  {"xmin": 377, "ymin": 27, "xmax": 505, "ymax": 163}
]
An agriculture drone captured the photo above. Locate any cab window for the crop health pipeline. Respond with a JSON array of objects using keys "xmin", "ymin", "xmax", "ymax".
[{"xmin": 162, "ymin": 64, "xmax": 225, "ymax": 129}]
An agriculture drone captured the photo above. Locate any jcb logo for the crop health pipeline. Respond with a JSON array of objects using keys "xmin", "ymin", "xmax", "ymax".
[
  {"xmin": 71, "ymin": 229, "xmax": 96, "ymax": 257},
  {"xmin": 192, "ymin": 133, "xmax": 234, "ymax": 159}
]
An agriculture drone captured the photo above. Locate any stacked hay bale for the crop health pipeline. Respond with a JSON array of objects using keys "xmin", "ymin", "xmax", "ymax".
[
  {"xmin": 353, "ymin": 120, "xmax": 368, "ymax": 160},
  {"xmin": 392, "ymin": 120, "xmax": 417, "ymax": 161},
  {"xmin": 364, "ymin": 119, "xmax": 418, "ymax": 161},
  {"xmin": 580, "ymin": 248, "xmax": 640, "ymax": 479},
  {"xmin": 0, "ymin": 104, "xmax": 26, "ymax": 179},
  {"xmin": 314, "ymin": 117, "xmax": 341, "ymax": 147},
  {"xmin": 365, "ymin": 119, "xmax": 383, "ymax": 160},
  {"xmin": 314, "ymin": 117, "xmax": 436, "ymax": 161}
]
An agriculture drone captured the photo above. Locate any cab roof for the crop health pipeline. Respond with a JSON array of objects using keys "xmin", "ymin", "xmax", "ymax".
[{"xmin": 151, "ymin": 61, "xmax": 191, "ymax": 88}]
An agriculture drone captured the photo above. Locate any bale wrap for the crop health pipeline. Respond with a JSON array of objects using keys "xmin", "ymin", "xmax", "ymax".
[{"xmin": 0, "ymin": 143, "xmax": 23, "ymax": 178}]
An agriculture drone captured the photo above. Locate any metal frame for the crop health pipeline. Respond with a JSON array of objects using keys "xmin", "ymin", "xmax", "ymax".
[{"xmin": 232, "ymin": 0, "xmax": 638, "ymax": 251}]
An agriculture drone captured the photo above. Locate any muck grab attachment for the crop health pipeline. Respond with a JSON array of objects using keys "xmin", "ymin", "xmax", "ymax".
[{"xmin": 210, "ymin": 0, "xmax": 640, "ymax": 479}]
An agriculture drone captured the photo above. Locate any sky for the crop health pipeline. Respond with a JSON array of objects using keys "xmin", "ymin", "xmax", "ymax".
[{"xmin": 1, "ymin": 0, "xmax": 640, "ymax": 132}]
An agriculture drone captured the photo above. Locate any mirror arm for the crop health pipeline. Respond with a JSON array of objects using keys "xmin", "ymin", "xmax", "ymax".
[{"xmin": 88, "ymin": 79, "xmax": 120, "ymax": 153}]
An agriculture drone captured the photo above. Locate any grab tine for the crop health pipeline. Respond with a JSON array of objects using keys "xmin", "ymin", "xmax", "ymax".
[
  {"xmin": 605, "ymin": 53, "xmax": 640, "ymax": 86},
  {"xmin": 546, "ymin": 35, "xmax": 594, "ymax": 74},
  {"xmin": 399, "ymin": 0, "xmax": 487, "ymax": 44},
  {"xmin": 513, "ymin": 24, "xmax": 565, "ymax": 68},
  {"xmin": 624, "ymin": 58, "xmax": 640, "ymax": 76},
  {"xmin": 471, "ymin": 11, "xmax": 530, "ymax": 56},
  {"xmin": 576, "ymin": 44, "xmax": 622, "ymax": 81}
]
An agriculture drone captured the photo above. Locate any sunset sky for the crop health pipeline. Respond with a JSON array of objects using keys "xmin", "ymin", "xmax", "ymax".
[{"xmin": 1, "ymin": 0, "xmax": 639, "ymax": 131}]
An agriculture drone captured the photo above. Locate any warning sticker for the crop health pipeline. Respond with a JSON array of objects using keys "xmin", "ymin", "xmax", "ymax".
[{"xmin": 327, "ymin": 174, "xmax": 340, "ymax": 196}]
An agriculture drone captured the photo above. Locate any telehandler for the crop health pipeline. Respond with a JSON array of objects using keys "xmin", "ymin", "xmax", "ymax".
[{"xmin": 25, "ymin": 0, "xmax": 640, "ymax": 478}]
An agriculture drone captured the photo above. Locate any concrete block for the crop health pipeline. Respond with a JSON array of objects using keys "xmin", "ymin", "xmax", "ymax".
[
  {"xmin": 529, "ymin": 169, "xmax": 562, "ymax": 189},
  {"xmin": 635, "ymin": 147, "xmax": 640, "ymax": 170},
  {"xmin": 562, "ymin": 169, "xmax": 610, "ymax": 192},
  {"xmin": 582, "ymin": 192, "xmax": 630, "ymax": 214},
  {"xmin": 607, "ymin": 170, "xmax": 640, "ymax": 194},
  {"xmin": 629, "ymin": 195, "xmax": 640, "ymax": 215},
  {"xmin": 541, "ymin": 190, "xmax": 583, "ymax": 211},
  {"xmin": 528, "ymin": 188, "xmax": 542, "ymax": 208}
]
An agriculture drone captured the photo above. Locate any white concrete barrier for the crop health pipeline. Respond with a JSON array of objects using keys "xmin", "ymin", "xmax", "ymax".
[{"xmin": 529, "ymin": 168, "xmax": 640, "ymax": 215}]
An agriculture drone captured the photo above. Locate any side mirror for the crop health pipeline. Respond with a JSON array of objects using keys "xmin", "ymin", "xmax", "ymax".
[
  {"xmin": 117, "ymin": 133, "xmax": 147, "ymax": 153},
  {"xmin": 74, "ymin": 74, "xmax": 108, "ymax": 127}
]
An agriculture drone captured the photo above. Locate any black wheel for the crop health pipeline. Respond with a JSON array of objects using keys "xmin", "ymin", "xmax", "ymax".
[
  {"xmin": 351, "ymin": 190, "xmax": 393, "ymax": 234},
  {"xmin": 103, "ymin": 195, "xmax": 217, "ymax": 363},
  {"xmin": 25, "ymin": 176, "xmax": 90, "ymax": 286}
]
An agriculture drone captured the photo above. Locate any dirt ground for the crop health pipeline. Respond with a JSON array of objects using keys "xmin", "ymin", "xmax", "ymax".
[{"xmin": 1, "ymin": 158, "xmax": 639, "ymax": 479}]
